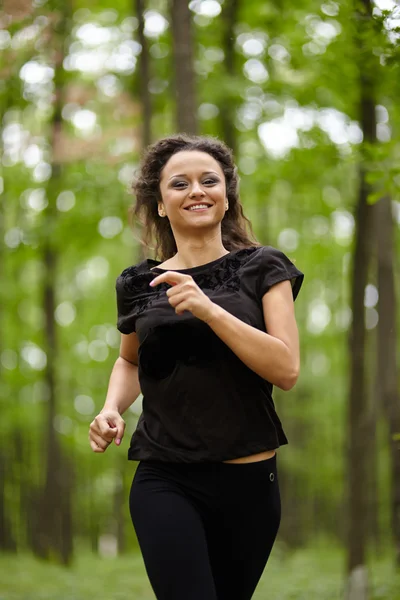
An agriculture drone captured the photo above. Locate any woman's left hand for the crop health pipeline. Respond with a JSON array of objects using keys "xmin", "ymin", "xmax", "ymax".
[{"xmin": 150, "ymin": 271, "xmax": 218, "ymax": 323}]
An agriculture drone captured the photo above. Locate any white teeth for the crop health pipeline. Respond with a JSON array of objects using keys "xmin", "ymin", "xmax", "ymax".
[{"xmin": 188, "ymin": 204, "xmax": 209, "ymax": 211}]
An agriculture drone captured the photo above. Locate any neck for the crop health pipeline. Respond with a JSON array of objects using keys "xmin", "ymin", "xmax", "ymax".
[{"xmin": 171, "ymin": 233, "xmax": 229, "ymax": 269}]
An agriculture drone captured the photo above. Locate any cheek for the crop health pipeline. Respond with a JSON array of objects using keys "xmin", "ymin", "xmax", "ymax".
[
  {"xmin": 161, "ymin": 189, "xmax": 180, "ymax": 207},
  {"xmin": 213, "ymin": 184, "xmax": 226, "ymax": 199},
  {"xmin": 162, "ymin": 193, "xmax": 187, "ymax": 220}
]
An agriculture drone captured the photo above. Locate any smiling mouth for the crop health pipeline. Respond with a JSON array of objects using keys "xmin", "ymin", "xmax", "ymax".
[{"xmin": 184, "ymin": 203, "xmax": 212, "ymax": 211}]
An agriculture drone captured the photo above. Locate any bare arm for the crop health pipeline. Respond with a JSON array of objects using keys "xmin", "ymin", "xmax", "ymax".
[
  {"xmin": 89, "ymin": 332, "xmax": 141, "ymax": 452},
  {"xmin": 99, "ymin": 357, "xmax": 140, "ymax": 414},
  {"xmin": 206, "ymin": 280, "xmax": 300, "ymax": 390},
  {"xmin": 150, "ymin": 271, "xmax": 300, "ymax": 391}
]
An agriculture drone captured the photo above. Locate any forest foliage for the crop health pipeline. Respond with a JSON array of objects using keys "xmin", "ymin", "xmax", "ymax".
[{"xmin": 1, "ymin": 0, "xmax": 400, "ymax": 597}]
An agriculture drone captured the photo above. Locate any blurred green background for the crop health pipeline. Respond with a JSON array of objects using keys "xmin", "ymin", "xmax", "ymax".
[{"xmin": 1, "ymin": 0, "xmax": 400, "ymax": 598}]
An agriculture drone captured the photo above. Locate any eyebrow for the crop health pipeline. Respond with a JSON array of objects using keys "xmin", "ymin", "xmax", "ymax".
[{"xmin": 167, "ymin": 171, "xmax": 220, "ymax": 181}]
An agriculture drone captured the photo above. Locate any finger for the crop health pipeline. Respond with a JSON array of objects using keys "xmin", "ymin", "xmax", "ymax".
[
  {"xmin": 89, "ymin": 435, "xmax": 109, "ymax": 453},
  {"xmin": 166, "ymin": 280, "xmax": 196, "ymax": 297},
  {"xmin": 89, "ymin": 439, "xmax": 105, "ymax": 453},
  {"xmin": 175, "ymin": 300, "xmax": 191, "ymax": 315},
  {"xmin": 90, "ymin": 428, "xmax": 112, "ymax": 445},
  {"xmin": 89, "ymin": 420, "xmax": 103, "ymax": 437},
  {"xmin": 95, "ymin": 415, "xmax": 118, "ymax": 438},
  {"xmin": 114, "ymin": 418, "xmax": 125, "ymax": 446},
  {"xmin": 90, "ymin": 431, "xmax": 113, "ymax": 450},
  {"xmin": 150, "ymin": 271, "xmax": 191, "ymax": 288},
  {"xmin": 166, "ymin": 285, "xmax": 183, "ymax": 297},
  {"xmin": 167, "ymin": 292, "xmax": 188, "ymax": 308}
]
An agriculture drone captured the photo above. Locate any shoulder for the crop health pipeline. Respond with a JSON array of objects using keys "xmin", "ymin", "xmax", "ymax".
[
  {"xmin": 256, "ymin": 245, "xmax": 302, "ymax": 268},
  {"xmin": 221, "ymin": 245, "xmax": 273, "ymax": 277},
  {"xmin": 232, "ymin": 245, "xmax": 285, "ymax": 260},
  {"xmin": 258, "ymin": 245, "xmax": 288, "ymax": 259},
  {"xmin": 231, "ymin": 245, "xmax": 284, "ymax": 268},
  {"xmin": 116, "ymin": 259, "xmax": 155, "ymax": 296},
  {"xmin": 225, "ymin": 245, "xmax": 302, "ymax": 275},
  {"xmin": 228, "ymin": 245, "xmax": 263, "ymax": 266},
  {"xmin": 117, "ymin": 259, "xmax": 150, "ymax": 279}
]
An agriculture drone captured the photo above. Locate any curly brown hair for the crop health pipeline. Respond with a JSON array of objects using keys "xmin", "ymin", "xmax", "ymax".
[{"xmin": 130, "ymin": 134, "xmax": 260, "ymax": 261}]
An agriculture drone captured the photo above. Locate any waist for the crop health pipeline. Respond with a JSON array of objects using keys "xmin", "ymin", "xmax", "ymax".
[{"xmin": 222, "ymin": 449, "xmax": 276, "ymax": 464}]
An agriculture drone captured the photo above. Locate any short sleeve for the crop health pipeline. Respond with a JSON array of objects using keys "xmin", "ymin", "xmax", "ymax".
[
  {"xmin": 116, "ymin": 271, "xmax": 136, "ymax": 334},
  {"xmin": 115, "ymin": 264, "xmax": 153, "ymax": 334},
  {"xmin": 258, "ymin": 246, "xmax": 304, "ymax": 301}
]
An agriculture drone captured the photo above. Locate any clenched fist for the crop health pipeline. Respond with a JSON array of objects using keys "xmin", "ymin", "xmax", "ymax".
[{"xmin": 89, "ymin": 409, "xmax": 125, "ymax": 453}]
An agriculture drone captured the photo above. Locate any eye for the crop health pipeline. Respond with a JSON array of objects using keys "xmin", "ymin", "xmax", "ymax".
[
  {"xmin": 203, "ymin": 178, "xmax": 218, "ymax": 185},
  {"xmin": 172, "ymin": 181, "xmax": 188, "ymax": 189}
]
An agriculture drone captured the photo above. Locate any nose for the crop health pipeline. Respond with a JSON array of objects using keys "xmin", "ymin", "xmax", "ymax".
[{"xmin": 189, "ymin": 182, "xmax": 205, "ymax": 198}]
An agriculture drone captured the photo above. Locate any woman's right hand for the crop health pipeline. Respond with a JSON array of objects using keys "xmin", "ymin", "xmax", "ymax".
[{"xmin": 89, "ymin": 409, "xmax": 126, "ymax": 453}]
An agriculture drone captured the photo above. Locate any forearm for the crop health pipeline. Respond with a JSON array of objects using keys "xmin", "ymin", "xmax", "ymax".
[
  {"xmin": 102, "ymin": 356, "xmax": 141, "ymax": 415},
  {"xmin": 207, "ymin": 304, "xmax": 298, "ymax": 390}
]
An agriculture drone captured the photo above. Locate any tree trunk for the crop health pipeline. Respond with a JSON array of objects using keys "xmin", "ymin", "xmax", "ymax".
[
  {"xmin": 135, "ymin": 0, "xmax": 152, "ymax": 148},
  {"xmin": 134, "ymin": 0, "xmax": 152, "ymax": 260},
  {"xmin": 220, "ymin": 0, "xmax": 239, "ymax": 155},
  {"xmin": 171, "ymin": 0, "xmax": 197, "ymax": 134},
  {"xmin": 368, "ymin": 333, "xmax": 381, "ymax": 553},
  {"xmin": 375, "ymin": 196, "xmax": 400, "ymax": 566},
  {"xmin": 0, "ymin": 52, "xmax": 17, "ymax": 555},
  {"xmin": 345, "ymin": 159, "xmax": 374, "ymax": 600},
  {"xmin": 347, "ymin": 138, "xmax": 375, "ymax": 569},
  {"xmin": 0, "ymin": 454, "xmax": 16, "ymax": 551},
  {"xmin": 346, "ymin": 1, "xmax": 377, "ymax": 594},
  {"xmin": 114, "ymin": 469, "xmax": 126, "ymax": 554},
  {"xmin": 33, "ymin": 2, "xmax": 73, "ymax": 565}
]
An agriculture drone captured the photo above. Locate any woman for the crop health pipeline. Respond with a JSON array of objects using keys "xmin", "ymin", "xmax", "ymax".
[{"xmin": 89, "ymin": 134, "xmax": 304, "ymax": 600}]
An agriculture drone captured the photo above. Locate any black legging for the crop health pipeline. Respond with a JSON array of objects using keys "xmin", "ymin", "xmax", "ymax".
[{"xmin": 129, "ymin": 454, "xmax": 281, "ymax": 600}]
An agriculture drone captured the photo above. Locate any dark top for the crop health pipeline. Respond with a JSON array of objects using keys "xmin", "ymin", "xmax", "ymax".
[{"xmin": 115, "ymin": 245, "xmax": 304, "ymax": 463}]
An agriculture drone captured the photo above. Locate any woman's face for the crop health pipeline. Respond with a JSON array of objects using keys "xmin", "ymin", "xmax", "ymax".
[{"xmin": 158, "ymin": 150, "xmax": 227, "ymax": 235}]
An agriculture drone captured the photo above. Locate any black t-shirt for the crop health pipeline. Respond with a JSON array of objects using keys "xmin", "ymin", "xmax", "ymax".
[{"xmin": 116, "ymin": 245, "xmax": 304, "ymax": 463}]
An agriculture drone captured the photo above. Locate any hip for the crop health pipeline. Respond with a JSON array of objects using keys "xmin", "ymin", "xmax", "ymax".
[{"xmin": 132, "ymin": 452, "xmax": 279, "ymax": 501}]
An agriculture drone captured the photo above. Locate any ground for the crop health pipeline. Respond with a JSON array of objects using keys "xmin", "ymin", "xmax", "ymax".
[{"xmin": 1, "ymin": 542, "xmax": 399, "ymax": 600}]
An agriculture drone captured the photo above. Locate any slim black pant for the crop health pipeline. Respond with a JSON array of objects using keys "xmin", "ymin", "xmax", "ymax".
[{"xmin": 129, "ymin": 454, "xmax": 281, "ymax": 600}]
